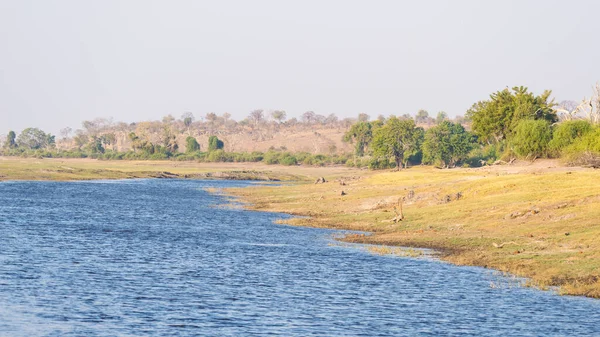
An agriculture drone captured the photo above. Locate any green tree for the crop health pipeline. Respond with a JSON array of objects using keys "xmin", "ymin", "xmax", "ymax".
[
  {"xmin": 358, "ymin": 113, "xmax": 370, "ymax": 122},
  {"xmin": 343, "ymin": 121, "xmax": 374, "ymax": 156},
  {"xmin": 423, "ymin": 121, "xmax": 475, "ymax": 168},
  {"xmin": 128, "ymin": 132, "xmax": 141, "ymax": 152},
  {"xmin": 162, "ymin": 125, "xmax": 178, "ymax": 153},
  {"xmin": 436, "ymin": 111, "xmax": 448, "ymax": 124},
  {"xmin": 100, "ymin": 133, "xmax": 116, "ymax": 151},
  {"xmin": 208, "ymin": 135, "xmax": 224, "ymax": 151},
  {"xmin": 86, "ymin": 136, "xmax": 105, "ymax": 154},
  {"xmin": 466, "ymin": 86, "xmax": 557, "ymax": 143},
  {"xmin": 181, "ymin": 112, "xmax": 195, "ymax": 135},
  {"xmin": 511, "ymin": 119, "xmax": 552, "ymax": 159},
  {"xmin": 371, "ymin": 117, "xmax": 424, "ymax": 170},
  {"xmin": 73, "ymin": 133, "xmax": 89, "ymax": 150},
  {"xmin": 45, "ymin": 133, "xmax": 56, "ymax": 149},
  {"xmin": 185, "ymin": 136, "xmax": 200, "ymax": 153},
  {"xmin": 415, "ymin": 109, "xmax": 429, "ymax": 123},
  {"xmin": 249, "ymin": 109, "xmax": 265, "ymax": 125},
  {"xmin": 16, "ymin": 128, "xmax": 49, "ymax": 150},
  {"xmin": 4, "ymin": 131, "xmax": 17, "ymax": 149},
  {"xmin": 271, "ymin": 110, "xmax": 287, "ymax": 123}
]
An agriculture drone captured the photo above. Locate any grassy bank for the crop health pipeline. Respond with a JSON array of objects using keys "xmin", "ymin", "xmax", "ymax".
[
  {"xmin": 0, "ymin": 157, "xmax": 356, "ymax": 182},
  {"xmin": 228, "ymin": 160, "xmax": 600, "ymax": 298}
]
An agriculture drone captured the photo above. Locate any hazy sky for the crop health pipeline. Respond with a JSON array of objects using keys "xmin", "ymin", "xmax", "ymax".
[{"xmin": 1, "ymin": 0, "xmax": 599, "ymax": 135}]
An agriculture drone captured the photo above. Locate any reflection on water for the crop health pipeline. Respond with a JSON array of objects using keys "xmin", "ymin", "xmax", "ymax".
[{"xmin": 0, "ymin": 179, "xmax": 599, "ymax": 336}]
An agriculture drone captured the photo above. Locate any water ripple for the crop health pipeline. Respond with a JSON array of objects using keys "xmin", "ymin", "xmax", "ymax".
[{"xmin": 1, "ymin": 179, "xmax": 599, "ymax": 336}]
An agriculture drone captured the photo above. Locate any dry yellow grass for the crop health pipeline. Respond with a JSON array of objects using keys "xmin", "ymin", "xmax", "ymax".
[
  {"xmin": 0, "ymin": 157, "xmax": 356, "ymax": 182},
  {"xmin": 228, "ymin": 160, "xmax": 600, "ymax": 298}
]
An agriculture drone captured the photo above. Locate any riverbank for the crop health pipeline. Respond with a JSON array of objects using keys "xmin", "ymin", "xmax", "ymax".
[
  {"xmin": 227, "ymin": 159, "xmax": 600, "ymax": 298},
  {"xmin": 0, "ymin": 157, "xmax": 356, "ymax": 182},
  {"xmin": 3, "ymin": 157, "xmax": 600, "ymax": 298}
]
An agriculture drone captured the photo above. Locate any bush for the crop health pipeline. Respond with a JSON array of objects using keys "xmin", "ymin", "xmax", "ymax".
[
  {"xmin": 149, "ymin": 153, "xmax": 169, "ymax": 160},
  {"xmin": 185, "ymin": 136, "xmax": 200, "ymax": 153},
  {"xmin": 511, "ymin": 119, "xmax": 552, "ymax": 159},
  {"xmin": 466, "ymin": 143, "xmax": 504, "ymax": 167},
  {"xmin": 206, "ymin": 149, "xmax": 230, "ymax": 162},
  {"xmin": 279, "ymin": 154, "xmax": 298, "ymax": 166},
  {"xmin": 208, "ymin": 136, "xmax": 224, "ymax": 151},
  {"xmin": 331, "ymin": 153, "xmax": 352, "ymax": 165},
  {"xmin": 263, "ymin": 151, "xmax": 281, "ymax": 165},
  {"xmin": 549, "ymin": 120, "xmax": 593, "ymax": 155},
  {"xmin": 294, "ymin": 152, "xmax": 312, "ymax": 163},
  {"xmin": 368, "ymin": 157, "xmax": 395, "ymax": 170},
  {"xmin": 302, "ymin": 154, "xmax": 328, "ymax": 166},
  {"xmin": 562, "ymin": 127, "xmax": 600, "ymax": 165}
]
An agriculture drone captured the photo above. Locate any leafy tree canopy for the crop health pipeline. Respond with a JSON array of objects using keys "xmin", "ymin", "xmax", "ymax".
[
  {"xmin": 16, "ymin": 128, "xmax": 54, "ymax": 150},
  {"xmin": 466, "ymin": 86, "xmax": 557, "ymax": 143},
  {"xmin": 415, "ymin": 109, "xmax": 429, "ymax": 123},
  {"xmin": 185, "ymin": 136, "xmax": 200, "ymax": 153},
  {"xmin": 4, "ymin": 131, "xmax": 17, "ymax": 149},
  {"xmin": 436, "ymin": 111, "xmax": 448, "ymax": 124},
  {"xmin": 423, "ymin": 121, "xmax": 475, "ymax": 168},
  {"xmin": 271, "ymin": 110, "xmax": 287, "ymax": 123},
  {"xmin": 372, "ymin": 117, "xmax": 424, "ymax": 170},
  {"xmin": 208, "ymin": 135, "xmax": 224, "ymax": 151},
  {"xmin": 343, "ymin": 121, "xmax": 374, "ymax": 156}
]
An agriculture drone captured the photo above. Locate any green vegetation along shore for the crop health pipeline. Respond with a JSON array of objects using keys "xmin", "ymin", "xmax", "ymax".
[{"xmin": 0, "ymin": 157, "xmax": 336, "ymax": 182}]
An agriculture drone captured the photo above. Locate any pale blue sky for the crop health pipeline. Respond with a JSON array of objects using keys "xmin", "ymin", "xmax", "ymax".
[{"xmin": 1, "ymin": 0, "xmax": 599, "ymax": 134}]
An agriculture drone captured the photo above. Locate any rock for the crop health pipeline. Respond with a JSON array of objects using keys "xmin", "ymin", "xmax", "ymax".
[
  {"xmin": 505, "ymin": 211, "xmax": 524, "ymax": 220},
  {"xmin": 315, "ymin": 177, "xmax": 327, "ymax": 184},
  {"xmin": 341, "ymin": 191, "xmax": 347, "ymax": 196}
]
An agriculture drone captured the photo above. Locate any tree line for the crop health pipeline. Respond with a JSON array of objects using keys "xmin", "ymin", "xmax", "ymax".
[
  {"xmin": 3, "ymin": 83, "xmax": 600, "ymax": 168},
  {"xmin": 343, "ymin": 84, "xmax": 600, "ymax": 169}
]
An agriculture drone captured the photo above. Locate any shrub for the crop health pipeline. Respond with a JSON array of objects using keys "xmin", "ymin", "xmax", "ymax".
[
  {"xmin": 562, "ymin": 127, "xmax": 600, "ymax": 166},
  {"xmin": 549, "ymin": 120, "xmax": 593, "ymax": 155},
  {"xmin": 149, "ymin": 153, "xmax": 169, "ymax": 160},
  {"xmin": 263, "ymin": 151, "xmax": 281, "ymax": 165},
  {"xmin": 185, "ymin": 136, "xmax": 200, "ymax": 153},
  {"xmin": 208, "ymin": 136, "xmax": 224, "ymax": 151},
  {"xmin": 466, "ymin": 143, "xmax": 504, "ymax": 167},
  {"xmin": 279, "ymin": 154, "xmax": 298, "ymax": 166},
  {"xmin": 511, "ymin": 119, "xmax": 552, "ymax": 159},
  {"xmin": 294, "ymin": 152, "xmax": 312, "ymax": 163},
  {"xmin": 206, "ymin": 149, "xmax": 229, "ymax": 162},
  {"xmin": 368, "ymin": 157, "xmax": 395, "ymax": 170}
]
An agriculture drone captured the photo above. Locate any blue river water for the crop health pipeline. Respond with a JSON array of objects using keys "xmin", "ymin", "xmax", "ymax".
[{"xmin": 0, "ymin": 179, "xmax": 599, "ymax": 336}]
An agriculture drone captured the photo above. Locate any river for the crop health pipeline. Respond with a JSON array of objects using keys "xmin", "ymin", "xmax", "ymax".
[{"xmin": 1, "ymin": 179, "xmax": 599, "ymax": 336}]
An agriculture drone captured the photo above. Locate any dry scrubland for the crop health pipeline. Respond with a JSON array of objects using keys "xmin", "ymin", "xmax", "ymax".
[
  {"xmin": 2, "ymin": 157, "xmax": 600, "ymax": 298},
  {"xmin": 229, "ymin": 160, "xmax": 600, "ymax": 298}
]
